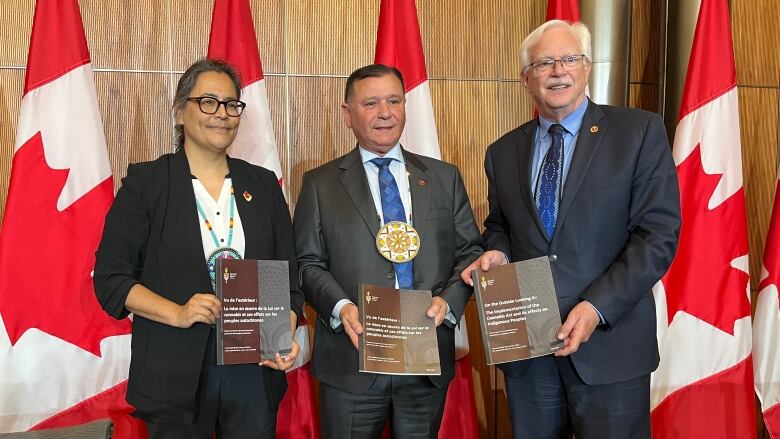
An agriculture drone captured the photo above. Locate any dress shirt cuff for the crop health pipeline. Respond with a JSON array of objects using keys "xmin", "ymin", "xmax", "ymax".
[
  {"xmin": 330, "ymin": 298, "xmax": 352, "ymax": 329},
  {"xmin": 583, "ymin": 300, "xmax": 606, "ymax": 325},
  {"xmin": 444, "ymin": 310, "xmax": 457, "ymax": 326}
]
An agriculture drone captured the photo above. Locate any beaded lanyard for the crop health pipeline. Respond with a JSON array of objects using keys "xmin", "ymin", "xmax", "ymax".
[{"xmin": 195, "ymin": 185, "xmax": 242, "ymax": 288}]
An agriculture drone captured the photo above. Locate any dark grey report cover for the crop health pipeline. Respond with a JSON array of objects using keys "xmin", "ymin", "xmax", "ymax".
[
  {"xmin": 215, "ymin": 259, "xmax": 292, "ymax": 365},
  {"xmin": 358, "ymin": 284, "xmax": 441, "ymax": 375},
  {"xmin": 472, "ymin": 257, "xmax": 563, "ymax": 365}
]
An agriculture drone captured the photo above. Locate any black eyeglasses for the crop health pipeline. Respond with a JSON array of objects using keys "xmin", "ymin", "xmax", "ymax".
[
  {"xmin": 187, "ymin": 96, "xmax": 246, "ymax": 117},
  {"xmin": 524, "ymin": 54, "xmax": 588, "ymax": 74}
]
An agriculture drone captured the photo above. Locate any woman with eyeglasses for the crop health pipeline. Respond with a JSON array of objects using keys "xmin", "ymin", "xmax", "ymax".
[{"xmin": 94, "ymin": 59, "xmax": 303, "ymax": 438}]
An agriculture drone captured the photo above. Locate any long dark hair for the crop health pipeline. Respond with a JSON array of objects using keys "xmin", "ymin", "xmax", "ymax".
[{"xmin": 172, "ymin": 59, "xmax": 243, "ymax": 150}]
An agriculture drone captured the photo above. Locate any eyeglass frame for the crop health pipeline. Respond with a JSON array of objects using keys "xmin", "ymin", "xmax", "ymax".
[
  {"xmin": 523, "ymin": 54, "xmax": 589, "ymax": 75},
  {"xmin": 186, "ymin": 96, "xmax": 246, "ymax": 117}
]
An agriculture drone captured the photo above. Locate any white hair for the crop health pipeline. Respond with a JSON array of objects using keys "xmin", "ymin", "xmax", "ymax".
[{"xmin": 519, "ymin": 20, "xmax": 592, "ymax": 70}]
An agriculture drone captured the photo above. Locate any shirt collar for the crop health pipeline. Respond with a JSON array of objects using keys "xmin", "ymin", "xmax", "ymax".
[
  {"xmin": 359, "ymin": 143, "xmax": 404, "ymax": 164},
  {"xmin": 538, "ymin": 98, "xmax": 589, "ymax": 137}
]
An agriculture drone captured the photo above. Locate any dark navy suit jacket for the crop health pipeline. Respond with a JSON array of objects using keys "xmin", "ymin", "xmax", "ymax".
[{"xmin": 483, "ymin": 102, "xmax": 681, "ymax": 385}]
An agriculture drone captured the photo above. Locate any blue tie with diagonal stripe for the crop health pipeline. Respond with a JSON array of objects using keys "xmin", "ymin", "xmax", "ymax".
[
  {"xmin": 371, "ymin": 158, "xmax": 414, "ymax": 289},
  {"xmin": 536, "ymin": 124, "xmax": 565, "ymax": 239}
]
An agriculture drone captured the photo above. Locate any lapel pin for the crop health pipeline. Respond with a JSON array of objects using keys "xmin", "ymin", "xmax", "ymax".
[
  {"xmin": 418, "ymin": 178, "xmax": 427, "ymax": 187},
  {"xmin": 590, "ymin": 125, "xmax": 599, "ymax": 133},
  {"xmin": 243, "ymin": 191, "xmax": 253, "ymax": 202}
]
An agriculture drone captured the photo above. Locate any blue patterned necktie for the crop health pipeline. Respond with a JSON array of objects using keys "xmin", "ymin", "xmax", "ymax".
[
  {"xmin": 370, "ymin": 158, "xmax": 414, "ymax": 289},
  {"xmin": 535, "ymin": 124, "xmax": 566, "ymax": 239}
]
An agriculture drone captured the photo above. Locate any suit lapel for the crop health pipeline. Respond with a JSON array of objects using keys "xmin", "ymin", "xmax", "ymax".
[
  {"xmin": 515, "ymin": 121, "xmax": 549, "ymax": 240},
  {"xmin": 554, "ymin": 102, "xmax": 607, "ymax": 237},
  {"xmin": 339, "ymin": 147, "xmax": 381, "ymax": 236},
  {"xmin": 403, "ymin": 149, "xmax": 430, "ymax": 238},
  {"xmin": 170, "ymin": 149, "xmax": 212, "ymax": 289}
]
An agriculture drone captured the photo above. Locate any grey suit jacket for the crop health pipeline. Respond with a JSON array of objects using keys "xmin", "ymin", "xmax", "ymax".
[
  {"xmin": 484, "ymin": 102, "xmax": 681, "ymax": 385},
  {"xmin": 294, "ymin": 146, "xmax": 483, "ymax": 392}
]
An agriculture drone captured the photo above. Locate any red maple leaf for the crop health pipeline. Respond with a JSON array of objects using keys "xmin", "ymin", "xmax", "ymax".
[
  {"xmin": 662, "ymin": 145, "xmax": 750, "ymax": 335},
  {"xmin": 0, "ymin": 132, "xmax": 131, "ymax": 356}
]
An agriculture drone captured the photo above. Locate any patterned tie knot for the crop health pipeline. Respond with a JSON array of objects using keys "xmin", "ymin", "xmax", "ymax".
[
  {"xmin": 370, "ymin": 157, "xmax": 394, "ymax": 170},
  {"xmin": 549, "ymin": 123, "xmax": 566, "ymax": 137}
]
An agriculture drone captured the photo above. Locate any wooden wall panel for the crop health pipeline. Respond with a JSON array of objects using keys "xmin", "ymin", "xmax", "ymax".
[
  {"xmin": 501, "ymin": 0, "xmax": 546, "ymax": 80},
  {"xmin": 171, "ymin": 0, "xmax": 214, "ymax": 70},
  {"xmin": 286, "ymin": 0, "xmax": 378, "ymax": 75},
  {"xmin": 739, "ymin": 87, "xmax": 778, "ymax": 291},
  {"xmin": 0, "ymin": 1, "xmax": 33, "ymax": 66},
  {"xmin": 287, "ymin": 76, "xmax": 354, "ymax": 206},
  {"xmin": 264, "ymin": 75, "xmax": 290, "ymax": 196},
  {"xmin": 0, "ymin": 70, "xmax": 24, "ymax": 220},
  {"xmin": 733, "ymin": 0, "xmax": 780, "ymax": 87},
  {"xmin": 81, "ymin": 0, "xmax": 168, "ymax": 70},
  {"xmin": 630, "ymin": 0, "xmax": 660, "ymax": 84},
  {"xmin": 429, "ymin": 79, "xmax": 497, "ymax": 226},
  {"xmin": 499, "ymin": 81, "xmax": 533, "ymax": 137},
  {"xmin": 94, "ymin": 72, "xmax": 172, "ymax": 190},
  {"xmin": 629, "ymin": 83, "xmax": 659, "ymax": 113},
  {"xmin": 418, "ymin": 0, "xmax": 500, "ymax": 79},
  {"xmin": 250, "ymin": 0, "xmax": 287, "ymax": 74}
]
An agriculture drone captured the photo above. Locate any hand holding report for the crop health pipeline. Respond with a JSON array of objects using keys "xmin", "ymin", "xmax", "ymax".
[
  {"xmin": 358, "ymin": 284, "xmax": 441, "ymax": 375},
  {"xmin": 472, "ymin": 256, "xmax": 563, "ymax": 364},
  {"xmin": 215, "ymin": 259, "xmax": 292, "ymax": 365}
]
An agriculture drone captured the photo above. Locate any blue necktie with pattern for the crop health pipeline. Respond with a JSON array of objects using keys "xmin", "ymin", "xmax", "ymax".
[
  {"xmin": 535, "ymin": 124, "xmax": 565, "ymax": 239},
  {"xmin": 371, "ymin": 158, "xmax": 414, "ymax": 289}
]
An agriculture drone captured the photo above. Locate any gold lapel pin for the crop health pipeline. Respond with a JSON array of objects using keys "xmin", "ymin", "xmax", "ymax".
[
  {"xmin": 418, "ymin": 178, "xmax": 427, "ymax": 187},
  {"xmin": 243, "ymin": 191, "xmax": 253, "ymax": 202},
  {"xmin": 590, "ymin": 125, "xmax": 599, "ymax": 133}
]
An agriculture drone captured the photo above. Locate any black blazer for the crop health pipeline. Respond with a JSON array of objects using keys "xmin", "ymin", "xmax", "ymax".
[
  {"xmin": 294, "ymin": 147, "xmax": 483, "ymax": 392},
  {"xmin": 483, "ymin": 102, "xmax": 681, "ymax": 385},
  {"xmin": 94, "ymin": 149, "xmax": 304, "ymax": 422}
]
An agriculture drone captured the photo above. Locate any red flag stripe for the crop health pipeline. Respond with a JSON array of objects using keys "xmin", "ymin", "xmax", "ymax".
[
  {"xmin": 24, "ymin": 0, "xmax": 90, "ymax": 94},
  {"xmin": 766, "ymin": 402, "xmax": 780, "ymax": 438},
  {"xmin": 208, "ymin": 0, "xmax": 264, "ymax": 86},
  {"xmin": 374, "ymin": 0, "xmax": 428, "ymax": 91},
  {"xmin": 651, "ymin": 356, "xmax": 756, "ymax": 438},
  {"xmin": 677, "ymin": 0, "xmax": 737, "ymax": 120},
  {"xmin": 30, "ymin": 381, "xmax": 146, "ymax": 439},
  {"xmin": 545, "ymin": 0, "xmax": 581, "ymax": 22}
]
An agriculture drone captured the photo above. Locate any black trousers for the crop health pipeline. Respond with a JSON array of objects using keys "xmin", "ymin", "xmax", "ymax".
[
  {"xmin": 504, "ymin": 355, "xmax": 651, "ymax": 439},
  {"xmin": 143, "ymin": 331, "xmax": 278, "ymax": 439},
  {"xmin": 320, "ymin": 375, "xmax": 448, "ymax": 439}
]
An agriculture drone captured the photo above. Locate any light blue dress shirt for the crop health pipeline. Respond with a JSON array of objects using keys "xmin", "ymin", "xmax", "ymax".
[{"xmin": 530, "ymin": 99, "xmax": 605, "ymax": 324}]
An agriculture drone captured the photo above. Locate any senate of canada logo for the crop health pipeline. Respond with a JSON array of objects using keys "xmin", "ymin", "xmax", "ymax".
[
  {"xmin": 480, "ymin": 276, "xmax": 495, "ymax": 289},
  {"xmin": 223, "ymin": 267, "xmax": 237, "ymax": 284},
  {"xmin": 365, "ymin": 290, "xmax": 379, "ymax": 303}
]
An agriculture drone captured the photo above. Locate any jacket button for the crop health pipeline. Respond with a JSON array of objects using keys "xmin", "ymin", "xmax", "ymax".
[
  {"xmin": 549, "ymin": 254, "xmax": 558, "ymax": 262},
  {"xmin": 387, "ymin": 272, "xmax": 395, "ymax": 279}
]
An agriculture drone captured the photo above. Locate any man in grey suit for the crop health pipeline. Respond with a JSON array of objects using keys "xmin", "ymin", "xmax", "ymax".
[
  {"xmin": 294, "ymin": 64, "xmax": 483, "ymax": 439},
  {"xmin": 461, "ymin": 20, "xmax": 681, "ymax": 438}
]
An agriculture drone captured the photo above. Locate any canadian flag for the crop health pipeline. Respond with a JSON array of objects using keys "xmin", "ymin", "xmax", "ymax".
[
  {"xmin": 374, "ymin": 1, "xmax": 479, "ymax": 437},
  {"xmin": 0, "ymin": 0, "xmax": 141, "ymax": 437},
  {"xmin": 207, "ymin": 1, "xmax": 319, "ymax": 438},
  {"xmin": 650, "ymin": 1, "xmax": 755, "ymax": 437},
  {"xmin": 755, "ymin": 171, "xmax": 780, "ymax": 436}
]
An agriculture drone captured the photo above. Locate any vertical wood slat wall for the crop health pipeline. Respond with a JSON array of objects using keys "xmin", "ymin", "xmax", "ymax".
[{"xmin": 0, "ymin": 0, "xmax": 775, "ymax": 437}]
